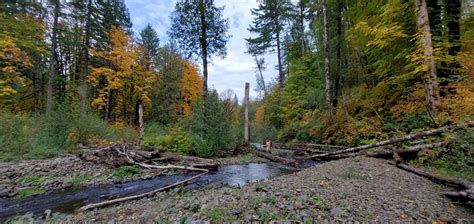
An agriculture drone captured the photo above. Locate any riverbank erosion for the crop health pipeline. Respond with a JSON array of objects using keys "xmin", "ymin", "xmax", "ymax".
[{"xmin": 58, "ymin": 157, "xmax": 473, "ymax": 223}]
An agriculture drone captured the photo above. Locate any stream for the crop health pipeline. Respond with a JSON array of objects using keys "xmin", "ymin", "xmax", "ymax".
[{"xmin": 0, "ymin": 161, "xmax": 317, "ymax": 221}]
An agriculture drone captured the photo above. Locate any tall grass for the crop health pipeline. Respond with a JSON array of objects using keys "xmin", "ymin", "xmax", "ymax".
[{"xmin": 0, "ymin": 107, "xmax": 138, "ymax": 162}]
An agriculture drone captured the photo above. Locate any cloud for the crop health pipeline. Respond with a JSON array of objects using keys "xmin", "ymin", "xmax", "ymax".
[{"xmin": 125, "ymin": 0, "xmax": 280, "ymax": 101}]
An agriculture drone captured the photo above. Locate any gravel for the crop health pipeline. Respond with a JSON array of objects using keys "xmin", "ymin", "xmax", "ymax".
[{"xmin": 59, "ymin": 157, "xmax": 473, "ymax": 223}]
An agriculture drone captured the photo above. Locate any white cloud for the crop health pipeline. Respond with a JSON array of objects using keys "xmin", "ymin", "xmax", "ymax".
[{"xmin": 125, "ymin": 0, "xmax": 280, "ymax": 101}]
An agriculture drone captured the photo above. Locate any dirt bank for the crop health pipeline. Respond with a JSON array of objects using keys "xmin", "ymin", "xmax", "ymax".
[{"xmin": 48, "ymin": 157, "xmax": 474, "ymax": 223}]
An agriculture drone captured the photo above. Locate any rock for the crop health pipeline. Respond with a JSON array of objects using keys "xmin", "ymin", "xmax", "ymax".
[
  {"xmin": 330, "ymin": 207, "xmax": 343, "ymax": 217},
  {"xmin": 231, "ymin": 208, "xmax": 241, "ymax": 216},
  {"xmin": 43, "ymin": 209, "xmax": 52, "ymax": 219}
]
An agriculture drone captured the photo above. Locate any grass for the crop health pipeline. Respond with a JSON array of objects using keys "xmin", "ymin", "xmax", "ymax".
[
  {"xmin": 339, "ymin": 166, "xmax": 370, "ymax": 180},
  {"xmin": 200, "ymin": 208, "xmax": 229, "ymax": 221},
  {"xmin": 112, "ymin": 165, "xmax": 142, "ymax": 178},
  {"xmin": 0, "ymin": 108, "xmax": 138, "ymax": 162},
  {"xmin": 312, "ymin": 194, "xmax": 328, "ymax": 211},
  {"xmin": 17, "ymin": 175, "xmax": 49, "ymax": 186},
  {"xmin": 66, "ymin": 173, "xmax": 93, "ymax": 186},
  {"xmin": 17, "ymin": 187, "xmax": 46, "ymax": 198}
]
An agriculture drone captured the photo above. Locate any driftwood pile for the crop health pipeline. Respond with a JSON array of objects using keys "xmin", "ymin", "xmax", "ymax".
[
  {"xmin": 79, "ymin": 144, "xmax": 218, "ymax": 171},
  {"xmin": 77, "ymin": 144, "xmax": 217, "ymax": 210}
]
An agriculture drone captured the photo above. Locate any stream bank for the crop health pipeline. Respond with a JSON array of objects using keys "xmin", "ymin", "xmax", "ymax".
[{"xmin": 12, "ymin": 157, "xmax": 473, "ymax": 223}]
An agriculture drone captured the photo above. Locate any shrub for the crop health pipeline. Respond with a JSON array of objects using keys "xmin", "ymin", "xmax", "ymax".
[
  {"xmin": 112, "ymin": 165, "xmax": 142, "ymax": 177},
  {"xmin": 143, "ymin": 126, "xmax": 191, "ymax": 154},
  {"xmin": 0, "ymin": 106, "xmax": 139, "ymax": 162}
]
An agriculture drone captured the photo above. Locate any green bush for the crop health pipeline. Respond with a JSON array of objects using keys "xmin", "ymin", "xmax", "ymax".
[
  {"xmin": 143, "ymin": 126, "xmax": 191, "ymax": 154},
  {"xmin": 112, "ymin": 165, "xmax": 142, "ymax": 177}
]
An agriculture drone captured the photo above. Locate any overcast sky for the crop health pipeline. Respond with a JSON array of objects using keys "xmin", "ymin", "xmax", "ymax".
[{"xmin": 124, "ymin": 0, "xmax": 278, "ymax": 102}]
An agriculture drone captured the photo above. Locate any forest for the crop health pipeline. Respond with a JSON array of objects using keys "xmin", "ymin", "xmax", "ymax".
[{"xmin": 0, "ymin": 0, "xmax": 473, "ymax": 222}]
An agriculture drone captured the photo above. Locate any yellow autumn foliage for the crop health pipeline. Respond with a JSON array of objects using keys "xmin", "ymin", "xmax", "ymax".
[
  {"xmin": 0, "ymin": 34, "xmax": 31, "ymax": 97},
  {"xmin": 180, "ymin": 60, "xmax": 203, "ymax": 116},
  {"xmin": 88, "ymin": 26, "xmax": 156, "ymax": 123}
]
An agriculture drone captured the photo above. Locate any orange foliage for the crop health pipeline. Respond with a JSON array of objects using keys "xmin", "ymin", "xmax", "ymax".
[
  {"xmin": 180, "ymin": 60, "xmax": 203, "ymax": 116},
  {"xmin": 88, "ymin": 26, "xmax": 156, "ymax": 123}
]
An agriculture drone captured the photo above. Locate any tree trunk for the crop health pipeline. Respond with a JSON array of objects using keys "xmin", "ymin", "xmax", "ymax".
[
  {"xmin": 322, "ymin": 0, "xmax": 333, "ymax": 114},
  {"xmin": 333, "ymin": 0, "xmax": 343, "ymax": 110},
  {"xmin": 308, "ymin": 121, "xmax": 474, "ymax": 159},
  {"xmin": 446, "ymin": 0, "xmax": 461, "ymax": 57},
  {"xmin": 299, "ymin": 0, "xmax": 306, "ymax": 55},
  {"xmin": 255, "ymin": 56, "xmax": 267, "ymax": 96},
  {"xmin": 249, "ymin": 149, "xmax": 298, "ymax": 166},
  {"xmin": 276, "ymin": 28, "xmax": 284, "ymax": 88},
  {"xmin": 244, "ymin": 82, "xmax": 250, "ymax": 146},
  {"xmin": 46, "ymin": 0, "xmax": 60, "ymax": 113},
  {"xmin": 416, "ymin": 0, "xmax": 441, "ymax": 114},
  {"xmin": 79, "ymin": 0, "xmax": 92, "ymax": 113},
  {"xmin": 138, "ymin": 101, "xmax": 144, "ymax": 143},
  {"xmin": 199, "ymin": 0, "xmax": 208, "ymax": 98}
]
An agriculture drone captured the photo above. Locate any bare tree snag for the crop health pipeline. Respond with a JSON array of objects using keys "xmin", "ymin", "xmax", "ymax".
[
  {"xmin": 415, "ymin": 0, "xmax": 441, "ymax": 114},
  {"xmin": 138, "ymin": 101, "xmax": 144, "ymax": 143},
  {"xmin": 79, "ymin": 171, "xmax": 208, "ymax": 211},
  {"xmin": 244, "ymin": 82, "xmax": 250, "ymax": 146},
  {"xmin": 396, "ymin": 163, "xmax": 474, "ymax": 201},
  {"xmin": 307, "ymin": 122, "xmax": 473, "ymax": 160},
  {"xmin": 322, "ymin": 0, "xmax": 333, "ymax": 113}
]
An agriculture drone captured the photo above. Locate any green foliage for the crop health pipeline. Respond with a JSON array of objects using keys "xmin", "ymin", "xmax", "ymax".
[
  {"xmin": 66, "ymin": 173, "xmax": 93, "ymax": 186},
  {"xmin": 312, "ymin": 194, "xmax": 328, "ymax": 211},
  {"xmin": 17, "ymin": 187, "xmax": 46, "ymax": 198},
  {"xmin": 413, "ymin": 129, "xmax": 474, "ymax": 181},
  {"xmin": 112, "ymin": 165, "xmax": 142, "ymax": 178},
  {"xmin": 200, "ymin": 208, "xmax": 228, "ymax": 221},
  {"xmin": 0, "ymin": 107, "xmax": 138, "ymax": 161},
  {"xmin": 187, "ymin": 90, "xmax": 239, "ymax": 156},
  {"xmin": 143, "ymin": 126, "xmax": 191, "ymax": 154},
  {"xmin": 169, "ymin": 0, "xmax": 230, "ymax": 61}
]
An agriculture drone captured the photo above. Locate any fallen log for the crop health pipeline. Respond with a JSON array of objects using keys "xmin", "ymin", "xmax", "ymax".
[
  {"xmin": 396, "ymin": 163, "xmax": 474, "ymax": 201},
  {"xmin": 249, "ymin": 149, "xmax": 298, "ymax": 166},
  {"xmin": 320, "ymin": 142, "xmax": 445, "ymax": 161},
  {"xmin": 307, "ymin": 121, "xmax": 474, "ymax": 160},
  {"xmin": 79, "ymin": 171, "xmax": 208, "ymax": 211}
]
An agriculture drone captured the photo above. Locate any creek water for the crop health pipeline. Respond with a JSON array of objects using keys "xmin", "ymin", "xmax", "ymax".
[{"xmin": 0, "ymin": 161, "xmax": 316, "ymax": 221}]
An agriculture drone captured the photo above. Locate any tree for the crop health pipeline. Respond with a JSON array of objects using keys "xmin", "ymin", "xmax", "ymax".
[
  {"xmin": 246, "ymin": 0, "xmax": 294, "ymax": 88},
  {"xmin": 138, "ymin": 24, "xmax": 160, "ymax": 71},
  {"xmin": 322, "ymin": 0, "xmax": 333, "ymax": 113},
  {"xmin": 46, "ymin": 0, "xmax": 61, "ymax": 112},
  {"xmin": 88, "ymin": 26, "xmax": 154, "ymax": 123},
  {"xmin": 180, "ymin": 60, "xmax": 203, "ymax": 116},
  {"xmin": 0, "ymin": 35, "xmax": 32, "ymax": 98},
  {"xmin": 169, "ymin": 0, "xmax": 230, "ymax": 97},
  {"xmin": 415, "ymin": 0, "xmax": 441, "ymax": 114}
]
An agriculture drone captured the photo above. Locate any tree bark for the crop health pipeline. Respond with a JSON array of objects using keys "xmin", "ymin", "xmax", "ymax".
[
  {"xmin": 322, "ymin": 0, "xmax": 333, "ymax": 113},
  {"xmin": 199, "ymin": 0, "xmax": 208, "ymax": 98},
  {"xmin": 308, "ymin": 121, "xmax": 474, "ymax": 159},
  {"xmin": 79, "ymin": 0, "xmax": 92, "ymax": 113},
  {"xmin": 416, "ymin": 0, "xmax": 441, "ymax": 114},
  {"xmin": 244, "ymin": 82, "xmax": 250, "ymax": 146},
  {"xmin": 396, "ymin": 163, "xmax": 474, "ymax": 201},
  {"xmin": 299, "ymin": 0, "xmax": 306, "ymax": 55},
  {"xmin": 333, "ymin": 0, "xmax": 343, "ymax": 110},
  {"xmin": 138, "ymin": 101, "xmax": 144, "ymax": 143},
  {"xmin": 79, "ymin": 171, "xmax": 208, "ymax": 211},
  {"xmin": 319, "ymin": 142, "xmax": 444, "ymax": 161},
  {"xmin": 46, "ymin": 0, "xmax": 60, "ymax": 113},
  {"xmin": 276, "ymin": 28, "xmax": 284, "ymax": 88}
]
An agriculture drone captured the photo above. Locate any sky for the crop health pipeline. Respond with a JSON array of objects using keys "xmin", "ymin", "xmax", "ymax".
[{"xmin": 124, "ymin": 0, "xmax": 278, "ymax": 102}]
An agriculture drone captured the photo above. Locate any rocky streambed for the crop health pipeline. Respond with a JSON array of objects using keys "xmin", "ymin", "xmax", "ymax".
[{"xmin": 7, "ymin": 157, "xmax": 472, "ymax": 223}]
